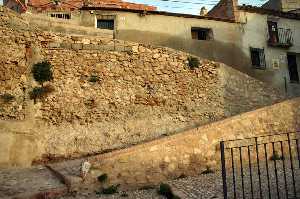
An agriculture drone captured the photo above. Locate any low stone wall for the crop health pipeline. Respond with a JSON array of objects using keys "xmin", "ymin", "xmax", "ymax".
[{"xmin": 89, "ymin": 98, "xmax": 300, "ymax": 188}]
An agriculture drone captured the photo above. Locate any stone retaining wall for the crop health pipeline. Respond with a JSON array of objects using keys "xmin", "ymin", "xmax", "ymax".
[
  {"xmin": 88, "ymin": 98, "xmax": 300, "ymax": 188},
  {"xmin": 0, "ymin": 7, "xmax": 288, "ymax": 168}
]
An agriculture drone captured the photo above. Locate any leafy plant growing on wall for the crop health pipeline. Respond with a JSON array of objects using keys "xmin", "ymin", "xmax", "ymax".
[
  {"xmin": 89, "ymin": 75, "xmax": 100, "ymax": 83},
  {"xmin": 270, "ymin": 151, "xmax": 285, "ymax": 161},
  {"xmin": 97, "ymin": 173, "xmax": 108, "ymax": 183},
  {"xmin": 188, "ymin": 56, "xmax": 200, "ymax": 70},
  {"xmin": 32, "ymin": 61, "xmax": 53, "ymax": 86},
  {"xmin": 29, "ymin": 85, "xmax": 55, "ymax": 103}
]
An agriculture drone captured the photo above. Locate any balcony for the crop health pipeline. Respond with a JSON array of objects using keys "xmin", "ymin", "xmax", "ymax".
[{"xmin": 268, "ymin": 28, "xmax": 293, "ymax": 48}]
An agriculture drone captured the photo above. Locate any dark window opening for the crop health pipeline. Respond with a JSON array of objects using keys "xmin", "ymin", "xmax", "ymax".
[
  {"xmin": 287, "ymin": 54, "xmax": 299, "ymax": 83},
  {"xmin": 250, "ymin": 47, "xmax": 266, "ymax": 69},
  {"xmin": 97, "ymin": 19, "xmax": 114, "ymax": 30},
  {"xmin": 50, "ymin": 13, "xmax": 71, "ymax": 19},
  {"xmin": 191, "ymin": 27, "xmax": 212, "ymax": 40}
]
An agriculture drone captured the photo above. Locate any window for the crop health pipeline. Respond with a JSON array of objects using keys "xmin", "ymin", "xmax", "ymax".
[
  {"xmin": 97, "ymin": 19, "xmax": 114, "ymax": 30},
  {"xmin": 50, "ymin": 13, "xmax": 71, "ymax": 19},
  {"xmin": 250, "ymin": 47, "xmax": 266, "ymax": 69},
  {"xmin": 191, "ymin": 27, "xmax": 212, "ymax": 40}
]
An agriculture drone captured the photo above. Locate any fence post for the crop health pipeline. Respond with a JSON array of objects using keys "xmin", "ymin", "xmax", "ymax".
[{"xmin": 220, "ymin": 141, "xmax": 227, "ymax": 199}]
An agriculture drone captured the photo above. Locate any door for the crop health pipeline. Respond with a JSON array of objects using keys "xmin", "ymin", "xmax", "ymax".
[
  {"xmin": 287, "ymin": 54, "xmax": 299, "ymax": 83},
  {"xmin": 267, "ymin": 21, "xmax": 279, "ymax": 44}
]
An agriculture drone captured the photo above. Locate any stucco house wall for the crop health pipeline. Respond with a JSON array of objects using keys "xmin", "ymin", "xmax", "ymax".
[{"xmin": 239, "ymin": 10, "xmax": 300, "ymax": 96}]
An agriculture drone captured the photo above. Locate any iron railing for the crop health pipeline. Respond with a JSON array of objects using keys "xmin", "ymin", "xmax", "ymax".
[
  {"xmin": 268, "ymin": 28, "xmax": 293, "ymax": 47},
  {"xmin": 220, "ymin": 132, "xmax": 300, "ymax": 199}
]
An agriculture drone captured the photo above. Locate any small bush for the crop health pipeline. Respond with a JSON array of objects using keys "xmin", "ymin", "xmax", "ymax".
[
  {"xmin": 102, "ymin": 184, "xmax": 120, "ymax": 195},
  {"xmin": 0, "ymin": 93, "xmax": 15, "ymax": 103},
  {"xmin": 158, "ymin": 183, "xmax": 174, "ymax": 199},
  {"xmin": 89, "ymin": 75, "xmax": 100, "ymax": 83},
  {"xmin": 270, "ymin": 151, "xmax": 284, "ymax": 161},
  {"xmin": 188, "ymin": 56, "xmax": 200, "ymax": 69},
  {"xmin": 29, "ymin": 85, "xmax": 54, "ymax": 101},
  {"xmin": 201, "ymin": 166, "xmax": 215, "ymax": 175},
  {"xmin": 97, "ymin": 173, "xmax": 108, "ymax": 183},
  {"xmin": 32, "ymin": 61, "xmax": 53, "ymax": 85}
]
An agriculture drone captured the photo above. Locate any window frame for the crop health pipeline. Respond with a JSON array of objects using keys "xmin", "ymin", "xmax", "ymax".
[
  {"xmin": 250, "ymin": 47, "xmax": 266, "ymax": 70},
  {"xmin": 191, "ymin": 27, "xmax": 213, "ymax": 41}
]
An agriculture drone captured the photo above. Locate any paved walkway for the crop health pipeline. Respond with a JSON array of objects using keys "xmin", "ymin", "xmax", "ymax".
[
  {"xmin": 1, "ymin": 158, "xmax": 299, "ymax": 199},
  {"xmin": 0, "ymin": 165, "xmax": 67, "ymax": 198}
]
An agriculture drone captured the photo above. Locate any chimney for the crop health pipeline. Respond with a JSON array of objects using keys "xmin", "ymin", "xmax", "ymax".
[
  {"xmin": 206, "ymin": 0, "xmax": 239, "ymax": 21},
  {"xmin": 229, "ymin": 0, "xmax": 239, "ymax": 21},
  {"xmin": 200, "ymin": 6, "xmax": 208, "ymax": 16}
]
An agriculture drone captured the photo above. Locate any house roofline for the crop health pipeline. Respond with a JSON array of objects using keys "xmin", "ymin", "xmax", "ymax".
[
  {"xmin": 80, "ymin": 6, "xmax": 236, "ymax": 23},
  {"xmin": 238, "ymin": 5, "xmax": 300, "ymax": 20}
]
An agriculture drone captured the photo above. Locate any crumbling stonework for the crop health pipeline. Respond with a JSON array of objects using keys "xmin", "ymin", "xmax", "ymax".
[{"xmin": 0, "ymin": 7, "xmax": 285, "ymax": 167}]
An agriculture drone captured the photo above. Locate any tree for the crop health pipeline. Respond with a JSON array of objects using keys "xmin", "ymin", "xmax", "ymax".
[{"xmin": 32, "ymin": 61, "xmax": 53, "ymax": 86}]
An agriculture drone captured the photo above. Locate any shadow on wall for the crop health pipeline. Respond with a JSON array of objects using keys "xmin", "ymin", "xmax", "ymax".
[{"xmin": 219, "ymin": 64, "xmax": 285, "ymax": 117}]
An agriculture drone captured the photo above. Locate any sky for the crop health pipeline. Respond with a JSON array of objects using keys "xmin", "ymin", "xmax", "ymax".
[
  {"xmin": 126, "ymin": 0, "xmax": 269, "ymax": 14},
  {"xmin": 0, "ymin": 0, "xmax": 268, "ymax": 14}
]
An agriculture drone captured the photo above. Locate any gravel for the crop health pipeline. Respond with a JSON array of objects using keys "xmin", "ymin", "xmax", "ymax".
[{"xmin": 60, "ymin": 158, "xmax": 300, "ymax": 199}]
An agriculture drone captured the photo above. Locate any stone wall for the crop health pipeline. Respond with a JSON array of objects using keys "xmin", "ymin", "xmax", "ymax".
[
  {"xmin": 88, "ymin": 97, "xmax": 300, "ymax": 188},
  {"xmin": 0, "ymin": 7, "xmax": 286, "ymax": 167}
]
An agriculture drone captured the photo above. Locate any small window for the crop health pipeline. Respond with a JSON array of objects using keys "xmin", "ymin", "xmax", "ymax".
[
  {"xmin": 50, "ymin": 13, "xmax": 71, "ymax": 19},
  {"xmin": 250, "ymin": 47, "xmax": 266, "ymax": 69},
  {"xmin": 191, "ymin": 27, "xmax": 212, "ymax": 40},
  {"xmin": 97, "ymin": 19, "xmax": 114, "ymax": 30}
]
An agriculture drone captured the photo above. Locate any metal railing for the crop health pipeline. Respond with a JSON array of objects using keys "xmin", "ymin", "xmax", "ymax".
[
  {"xmin": 220, "ymin": 132, "xmax": 300, "ymax": 199},
  {"xmin": 268, "ymin": 28, "xmax": 293, "ymax": 47}
]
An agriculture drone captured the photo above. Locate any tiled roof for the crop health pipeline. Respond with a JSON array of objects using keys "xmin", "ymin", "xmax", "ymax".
[
  {"xmin": 238, "ymin": 5, "xmax": 300, "ymax": 20},
  {"xmin": 27, "ymin": 0, "xmax": 157, "ymax": 11}
]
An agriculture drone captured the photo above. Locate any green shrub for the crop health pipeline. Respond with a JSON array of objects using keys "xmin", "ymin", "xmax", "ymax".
[
  {"xmin": 188, "ymin": 56, "xmax": 200, "ymax": 69},
  {"xmin": 0, "ymin": 93, "xmax": 15, "ymax": 103},
  {"xmin": 97, "ymin": 173, "xmax": 108, "ymax": 183},
  {"xmin": 32, "ymin": 61, "xmax": 53, "ymax": 85},
  {"xmin": 158, "ymin": 183, "xmax": 174, "ymax": 199},
  {"xmin": 270, "ymin": 151, "xmax": 284, "ymax": 161},
  {"xmin": 29, "ymin": 85, "xmax": 54, "ymax": 101},
  {"xmin": 102, "ymin": 184, "xmax": 120, "ymax": 195},
  {"xmin": 89, "ymin": 75, "xmax": 100, "ymax": 83}
]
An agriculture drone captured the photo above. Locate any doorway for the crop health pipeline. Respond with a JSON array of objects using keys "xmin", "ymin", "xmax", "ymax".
[{"xmin": 287, "ymin": 54, "xmax": 299, "ymax": 83}]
